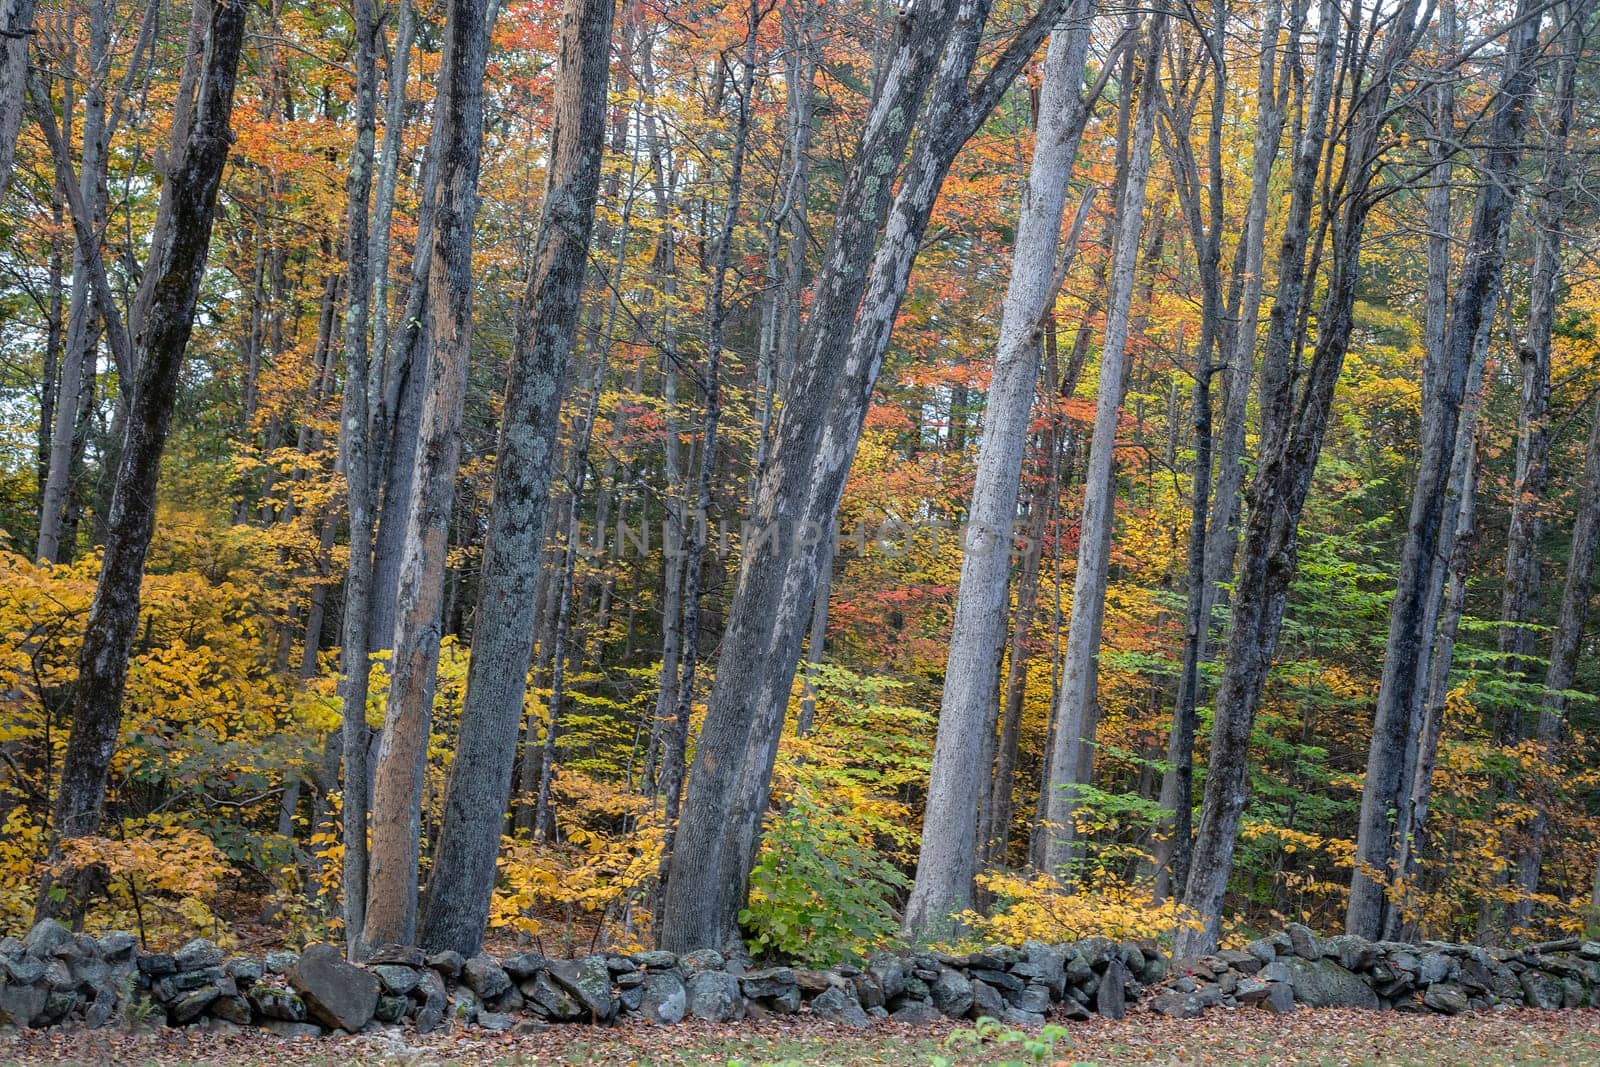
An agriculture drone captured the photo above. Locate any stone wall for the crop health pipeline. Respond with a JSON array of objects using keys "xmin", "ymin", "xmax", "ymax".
[{"xmin": 1, "ymin": 918, "xmax": 1595, "ymax": 1036}]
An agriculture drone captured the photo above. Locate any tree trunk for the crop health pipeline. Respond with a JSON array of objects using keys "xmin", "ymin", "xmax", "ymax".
[
  {"xmin": 660, "ymin": 0, "xmax": 1069, "ymax": 953},
  {"xmin": 1178, "ymin": 0, "xmax": 1425, "ymax": 955},
  {"xmin": 0, "ymin": 0, "xmax": 36, "ymax": 201},
  {"xmin": 43, "ymin": 0, "xmax": 248, "ymax": 865},
  {"xmin": 904, "ymin": 4, "xmax": 1095, "ymax": 935},
  {"xmin": 416, "ymin": 0, "xmax": 614, "ymax": 956},
  {"xmin": 1347, "ymin": 0, "xmax": 1541, "ymax": 940},
  {"xmin": 1039, "ymin": 10, "xmax": 1165, "ymax": 876},
  {"xmin": 361, "ymin": 0, "xmax": 494, "ymax": 955}
]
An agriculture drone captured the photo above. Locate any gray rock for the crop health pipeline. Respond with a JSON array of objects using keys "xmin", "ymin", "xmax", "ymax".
[
  {"xmin": 375, "ymin": 994, "xmax": 408, "ymax": 1023},
  {"xmin": 249, "ymin": 986, "xmax": 307, "ymax": 1022},
  {"xmin": 1140, "ymin": 953, "xmax": 1171, "ymax": 984},
  {"xmin": 810, "ymin": 984, "xmax": 870, "ymax": 1027},
  {"xmin": 1261, "ymin": 981, "xmax": 1296, "ymax": 1013},
  {"xmin": 639, "ymin": 971, "xmax": 686, "ymax": 1024},
  {"xmin": 1150, "ymin": 991, "xmax": 1204, "ymax": 1019},
  {"xmin": 1019, "ymin": 941, "xmax": 1066, "ymax": 997},
  {"xmin": 288, "ymin": 942, "xmax": 380, "ymax": 1032},
  {"xmin": 1003, "ymin": 1007, "xmax": 1047, "ymax": 1027},
  {"xmin": 263, "ymin": 950, "xmax": 297, "ymax": 975},
  {"xmin": 525, "ymin": 972, "xmax": 583, "ymax": 1021},
  {"xmin": 1423, "ymin": 984, "xmax": 1469, "ymax": 1014},
  {"xmin": 168, "ymin": 984, "xmax": 221, "ymax": 1024},
  {"xmin": 1258, "ymin": 960, "xmax": 1291, "ymax": 983},
  {"xmin": 1323, "ymin": 934, "xmax": 1376, "ymax": 973},
  {"xmin": 449, "ymin": 986, "xmax": 481, "ymax": 1026},
  {"xmin": 1283, "ymin": 957, "xmax": 1379, "ymax": 1010},
  {"xmin": 1096, "ymin": 958, "xmax": 1128, "ymax": 1019},
  {"xmin": 1235, "ymin": 978, "xmax": 1272, "ymax": 1004},
  {"xmin": 44, "ymin": 959, "xmax": 75, "ymax": 990},
  {"xmin": 1417, "ymin": 952, "xmax": 1453, "ymax": 985},
  {"xmin": 619, "ymin": 984, "xmax": 645, "ymax": 1014},
  {"xmin": 740, "ymin": 966, "xmax": 796, "ymax": 1000},
  {"xmin": 967, "ymin": 966, "xmax": 1023, "ymax": 992},
  {"xmin": 97, "ymin": 932, "xmax": 137, "ymax": 962},
  {"xmin": 548, "ymin": 956, "xmax": 616, "ymax": 1020},
  {"xmin": 223, "ymin": 957, "xmax": 263, "ymax": 986},
  {"xmin": 414, "ymin": 969, "xmax": 449, "ymax": 1032},
  {"xmin": 0, "ymin": 983, "xmax": 48, "ymax": 1027},
  {"xmin": 462, "ymin": 954, "xmax": 512, "ymax": 999},
  {"xmin": 869, "ymin": 954, "xmax": 907, "ymax": 1001},
  {"xmin": 1520, "ymin": 970, "xmax": 1564, "ymax": 1010},
  {"xmin": 1245, "ymin": 939, "xmax": 1278, "ymax": 964},
  {"xmin": 767, "ymin": 985, "xmax": 803, "ymax": 1014},
  {"xmin": 680, "ymin": 948, "xmax": 726, "ymax": 975},
  {"xmin": 427, "ymin": 950, "xmax": 465, "ymax": 978},
  {"xmin": 1286, "ymin": 924, "xmax": 1322, "ymax": 960},
  {"xmin": 632, "ymin": 950, "xmax": 678, "ymax": 970},
  {"xmin": 260, "ymin": 1019, "xmax": 324, "ymax": 1039},
  {"xmin": 890, "ymin": 999, "xmax": 941, "ymax": 1025},
  {"xmin": 931, "ymin": 967, "xmax": 972, "ymax": 1018},
  {"xmin": 478, "ymin": 1010, "xmax": 514, "ymax": 1032},
  {"xmin": 373, "ymin": 964, "xmax": 421, "ymax": 996},
  {"xmin": 174, "ymin": 939, "xmax": 224, "ymax": 972},
  {"xmin": 686, "ymin": 970, "xmax": 743, "ymax": 1022},
  {"xmin": 2, "ymin": 955, "xmax": 46, "ymax": 984},
  {"xmin": 503, "ymin": 952, "xmax": 546, "ymax": 980},
  {"xmin": 795, "ymin": 968, "xmax": 846, "ymax": 992},
  {"xmin": 1060, "ymin": 998, "xmax": 1092, "ymax": 1021},
  {"xmin": 23, "ymin": 919, "xmax": 75, "ymax": 959},
  {"xmin": 1562, "ymin": 977, "xmax": 1586, "ymax": 1009},
  {"xmin": 1007, "ymin": 983, "xmax": 1052, "ymax": 1015},
  {"xmin": 1578, "ymin": 942, "xmax": 1600, "ymax": 961},
  {"xmin": 853, "ymin": 971, "xmax": 885, "ymax": 1009},
  {"xmin": 968, "ymin": 979, "xmax": 1006, "ymax": 1021},
  {"xmin": 210, "ymin": 994, "xmax": 253, "ymax": 1025}
]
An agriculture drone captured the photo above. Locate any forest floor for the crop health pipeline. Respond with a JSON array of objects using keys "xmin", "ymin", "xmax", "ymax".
[{"xmin": 2, "ymin": 1009, "xmax": 1598, "ymax": 1066}]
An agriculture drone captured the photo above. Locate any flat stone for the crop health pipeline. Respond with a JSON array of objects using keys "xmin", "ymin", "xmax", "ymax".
[
  {"xmin": 1417, "ymin": 952, "xmax": 1453, "ymax": 985},
  {"xmin": 679, "ymin": 949, "xmax": 725, "ymax": 975},
  {"xmin": 375, "ymin": 994, "xmax": 408, "ymax": 1023},
  {"xmin": 740, "ymin": 966, "xmax": 796, "ymax": 1000},
  {"xmin": 1235, "ymin": 978, "xmax": 1272, "ymax": 1004},
  {"xmin": 23, "ymin": 920, "xmax": 75, "ymax": 959},
  {"xmin": 525, "ymin": 972, "xmax": 583, "ymax": 1021},
  {"xmin": 547, "ymin": 956, "xmax": 616, "ymax": 1021},
  {"xmin": 1096, "ymin": 959, "xmax": 1128, "ymax": 1019},
  {"xmin": 890, "ymin": 999, "xmax": 941, "ymax": 1025},
  {"xmin": 639, "ymin": 971, "xmax": 686, "ymax": 1024},
  {"xmin": 794, "ymin": 968, "xmax": 844, "ymax": 993},
  {"xmin": 1578, "ymin": 942, "xmax": 1600, "ymax": 961},
  {"xmin": 426, "ymin": 950, "xmax": 465, "ymax": 978},
  {"xmin": 869, "ymin": 954, "xmax": 908, "ymax": 1001},
  {"xmin": 210, "ymin": 994, "xmax": 252, "ymax": 1025},
  {"xmin": 261, "ymin": 1019, "xmax": 324, "ymax": 1039},
  {"xmin": 1006, "ymin": 983, "xmax": 1052, "ymax": 1015},
  {"xmin": 373, "ymin": 964, "xmax": 421, "ymax": 996},
  {"xmin": 1002, "ymin": 1007, "xmax": 1046, "ymax": 1027},
  {"xmin": 686, "ymin": 970, "xmax": 743, "ymax": 1022},
  {"xmin": 1520, "ymin": 970, "xmax": 1564, "ymax": 1010},
  {"xmin": 503, "ymin": 952, "xmax": 546, "ymax": 979},
  {"xmin": 1, "ymin": 954, "xmax": 45, "ymax": 985},
  {"xmin": 931, "ymin": 967, "xmax": 972, "ymax": 1018},
  {"xmin": 288, "ymin": 942, "xmax": 380, "ymax": 1032},
  {"xmin": 414, "ymin": 969, "xmax": 449, "ymax": 1032},
  {"xmin": 97, "ymin": 932, "xmax": 137, "ymax": 962},
  {"xmin": 631, "ymin": 950, "xmax": 677, "ymax": 969},
  {"xmin": 0, "ymin": 984, "xmax": 48, "ymax": 1027},
  {"xmin": 224, "ymin": 957, "xmax": 263, "ymax": 986},
  {"xmin": 1283, "ymin": 957, "xmax": 1379, "ymax": 1010},
  {"xmin": 1423, "ymin": 984, "xmax": 1469, "ymax": 1014},
  {"xmin": 168, "ymin": 984, "xmax": 221, "ymax": 1024},
  {"xmin": 478, "ymin": 1010, "xmax": 514, "ymax": 1031},
  {"xmin": 249, "ymin": 986, "xmax": 307, "ymax": 1022},
  {"xmin": 1261, "ymin": 981, "xmax": 1296, "ymax": 1013},
  {"xmin": 174, "ymin": 939, "xmax": 225, "ymax": 972},
  {"xmin": 263, "ymin": 951, "xmax": 297, "ymax": 975},
  {"xmin": 1150, "ymin": 991, "xmax": 1204, "ymax": 1019},
  {"xmin": 967, "ymin": 966, "xmax": 1023, "ymax": 992},
  {"xmin": 810, "ymin": 984, "xmax": 870, "ymax": 1027},
  {"xmin": 1323, "ymin": 934, "xmax": 1376, "ymax": 973},
  {"xmin": 367, "ymin": 944, "xmax": 425, "ymax": 967},
  {"xmin": 462, "ymin": 954, "xmax": 512, "ymax": 999}
]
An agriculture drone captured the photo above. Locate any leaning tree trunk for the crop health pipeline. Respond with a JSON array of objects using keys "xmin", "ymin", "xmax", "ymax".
[
  {"xmin": 334, "ymin": 0, "xmax": 380, "ymax": 955},
  {"xmin": 659, "ymin": 0, "xmax": 1070, "ymax": 953},
  {"xmin": 903, "ymin": 1, "xmax": 1096, "ymax": 936},
  {"xmin": 416, "ymin": 0, "xmax": 614, "ymax": 957},
  {"xmin": 1177, "ymin": 0, "xmax": 1426, "ymax": 955},
  {"xmin": 0, "ymin": 0, "xmax": 35, "ymax": 201},
  {"xmin": 1039, "ymin": 10, "xmax": 1165, "ymax": 876},
  {"xmin": 361, "ymin": 0, "xmax": 494, "ymax": 955},
  {"xmin": 43, "ymin": 0, "xmax": 249, "ymax": 870},
  {"xmin": 1347, "ymin": 0, "xmax": 1541, "ymax": 940}
]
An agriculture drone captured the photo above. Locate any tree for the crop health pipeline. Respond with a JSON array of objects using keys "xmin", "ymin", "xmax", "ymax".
[
  {"xmin": 903, "ymin": 0, "xmax": 1097, "ymax": 936},
  {"xmin": 361, "ymin": 0, "xmax": 495, "ymax": 955},
  {"xmin": 418, "ymin": 0, "xmax": 616, "ymax": 957},
  {"xmin": 1348, "ymin": 0, "xmax": 1543, "ymax": 941},
  {"xmin": 42, "ymin": 0, "xmax": 251, "ymax": 895}
]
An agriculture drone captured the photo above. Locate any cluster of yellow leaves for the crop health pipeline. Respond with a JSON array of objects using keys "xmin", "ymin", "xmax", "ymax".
[
  {"xmin": 489, "ymin": 773, "xmax": 662, "ymax": 954},
  {"xmin": 54, "ymin": 820, "xmax": 231, "ymax": 944},
  {"xmin": 957, "ymin": 870, "xmax": 1203, "ymax": 947}
]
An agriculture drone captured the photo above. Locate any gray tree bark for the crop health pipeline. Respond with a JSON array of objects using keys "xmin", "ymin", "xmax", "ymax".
[
  {"xmin": 361, "ymin": 0, "xmax": 494, "ymax": 954},
  {"xmin": 659, "ymin": 0, "xmax": 1071, "ymax": 952},
  {"xmin": 1039, "ymin": 9, "xmax": 1166, "ymax": 876},
  {"xmin": 416, "ymin": 0, "xmax": 614, "ymax": 956},
  {"xmin": 0, "ymin": 0, "xmax": 36, "ymax": 202},
  {"xmin": 903, "ymin": 0, "xmax": 1096, "ymax": 936},
  {"xmin": 1347, "ymin": 0, "xmax": 1542, "ymax": 940}
]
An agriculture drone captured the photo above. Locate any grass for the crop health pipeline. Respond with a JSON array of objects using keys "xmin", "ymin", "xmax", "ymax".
[{"xmin": 3, "ymin": 1009, "xmax": 1598, "ymax": 1065}]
